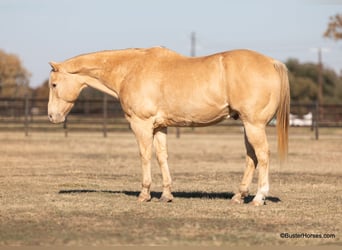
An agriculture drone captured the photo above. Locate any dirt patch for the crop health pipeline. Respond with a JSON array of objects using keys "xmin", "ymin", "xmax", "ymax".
[{"xmin": 0, "ymin": 129, "xmax": 341, "ymax": 246}]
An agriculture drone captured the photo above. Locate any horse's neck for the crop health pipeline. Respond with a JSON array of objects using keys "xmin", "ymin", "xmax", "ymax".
[
  {"xmin": 79, "ymin": 74, "xmax": 119, "ymax": 99},
  {"xmin": 65, "ymin": 51, "xmax": 134, "ymax": 98}
]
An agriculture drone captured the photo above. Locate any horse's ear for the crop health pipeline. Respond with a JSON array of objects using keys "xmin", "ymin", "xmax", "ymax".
[{"xmin": 49, "ymin": 61, "xmax": 60, "ymax": 72}]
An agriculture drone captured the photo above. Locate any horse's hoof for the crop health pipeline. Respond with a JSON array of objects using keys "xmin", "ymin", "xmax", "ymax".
[
  {"xmin": 251, "ymin": 199, "xmax": 265, "ymax": 206},
  {"xmin": 159, "ymin": 194, "xmax": 173, "ymax": 203},
  {"xmin": 231, "ymin": 198, "xmax": 243, "ymax": 204},
  {"xmin": 138, "ymin": 193, "xmax": 151, "ymax": 202},
  {"xmin": 231, "ymin": 194, "xmax": 243, "ymax": 204}
]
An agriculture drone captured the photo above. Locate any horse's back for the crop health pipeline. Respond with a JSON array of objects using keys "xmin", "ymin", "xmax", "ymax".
[{"xmin": 120, "ymin": 48, "xmax": 286, "ymax": 127}]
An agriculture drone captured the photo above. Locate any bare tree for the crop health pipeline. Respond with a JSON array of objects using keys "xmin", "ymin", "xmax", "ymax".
[
  {"xmin": 324, "ymin": 14, "xmax": 342, "ymax": 41},
  {"xmin": 0, "ymin": 50, "xmax": 31, "ymax": 97}
]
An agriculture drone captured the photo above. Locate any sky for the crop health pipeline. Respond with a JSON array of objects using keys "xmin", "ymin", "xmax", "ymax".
[{"xmin": 0, "ymin": 0, "xmax": 341, "ymax": 87}]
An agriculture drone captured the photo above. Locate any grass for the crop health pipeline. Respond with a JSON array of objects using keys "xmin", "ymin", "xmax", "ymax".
[{"xmin": 0, "ymin": 128, "xmax": 341, "ymax": 246}]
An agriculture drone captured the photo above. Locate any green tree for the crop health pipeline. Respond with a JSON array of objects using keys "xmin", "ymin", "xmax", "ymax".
[
  {"xmin": 0, "ymin": 49, "xmax": 31, "ymax": 97},
  {"xmin": 286, "ymin": 58, "xmax": 342, "ymax": 104}
]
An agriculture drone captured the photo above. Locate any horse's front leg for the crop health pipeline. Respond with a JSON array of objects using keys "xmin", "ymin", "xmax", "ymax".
[
  {"xmin": 153, "ymin": 127, "xmax": 173, "ymax": 202},
  {"xmin": 130, "ymin": 119, "xmax": 154, "ymax": 202}
]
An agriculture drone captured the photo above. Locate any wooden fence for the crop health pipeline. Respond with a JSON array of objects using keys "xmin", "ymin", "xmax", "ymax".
[{"xmin": 0, "ymin": 97, "xmax": 341, "ymax": 138}]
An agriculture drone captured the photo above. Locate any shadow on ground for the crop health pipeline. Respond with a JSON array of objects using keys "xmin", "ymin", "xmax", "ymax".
[{"xmin": 58, "ymin": 189, "xmax": 281, "ymax": 204}]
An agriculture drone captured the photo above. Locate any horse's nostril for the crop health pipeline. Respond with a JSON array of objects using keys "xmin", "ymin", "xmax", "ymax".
[{"xmin": 48, "ymin": 114, "xmax": 53, "ymax": 120}]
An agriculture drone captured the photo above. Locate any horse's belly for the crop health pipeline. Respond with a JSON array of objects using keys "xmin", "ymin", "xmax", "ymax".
[{"xmin": 160, "ymin": 103, "xmax": 229, "ymax": 127}]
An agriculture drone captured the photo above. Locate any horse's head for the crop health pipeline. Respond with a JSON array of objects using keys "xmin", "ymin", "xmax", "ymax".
[{"xmin": 48, "ymin": 62, "xmax": 86, "ymax": 123}]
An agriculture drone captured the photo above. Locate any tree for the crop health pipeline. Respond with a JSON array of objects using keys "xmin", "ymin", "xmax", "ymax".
[
  {"xmin": 33, "ymin": 79, "xmax": 49, "ymax": 99},
  {"xmin": 324, "ymin": 13, "xmax": 342, "ymax": 40},
  {"xmin": 286, "ymin": 58, "xmax": 342, "ymax": 104},
  {"xmin": 0, "ymin": 49, "xmax": 31, "ymax": 97}
]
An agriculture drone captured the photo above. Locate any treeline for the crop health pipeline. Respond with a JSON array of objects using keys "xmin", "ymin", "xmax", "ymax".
[
  {"xmin": 0, "ymin": 49, "xmax": 31, "ymax": 97},
  {"xmin": 287, "ymin": 58, "xmax": 342, "ymax": 104},
  {"xmin": 0, "ymin": 49, "xmax": 342, "ymax": 104}
]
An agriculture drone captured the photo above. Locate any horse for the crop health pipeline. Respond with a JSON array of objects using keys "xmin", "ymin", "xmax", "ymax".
[{"xmin": 48, "ymin": 47, "xmax": 290, "ymax": 206}]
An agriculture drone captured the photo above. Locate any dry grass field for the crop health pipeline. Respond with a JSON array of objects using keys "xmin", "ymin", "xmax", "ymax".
[{"xmin": 0, "ymin": 127, "xmax": 341, "ymax": 247}]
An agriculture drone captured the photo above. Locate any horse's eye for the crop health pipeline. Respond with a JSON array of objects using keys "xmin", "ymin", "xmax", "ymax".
[{"xmin": 51, "ymin": 83, "xmax": 57, "ymax": 88}]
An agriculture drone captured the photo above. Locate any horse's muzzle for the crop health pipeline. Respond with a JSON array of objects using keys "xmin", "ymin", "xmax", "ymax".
[{"xmin": 48, "ymin": 113, "xmax": 65, "ymax": 124}]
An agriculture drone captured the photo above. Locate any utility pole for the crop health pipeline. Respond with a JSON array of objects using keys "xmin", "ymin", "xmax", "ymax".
[
  {"xmin": 315, "ymin": 48, "xmax": 324, "ymax": 140},
  {"xmin": 317, "ymin": 48, "xmax": 323, "ymax": 105},
  {"xmin": 190, "ymin": 31, "xmax": 196, "ymax": 57}
]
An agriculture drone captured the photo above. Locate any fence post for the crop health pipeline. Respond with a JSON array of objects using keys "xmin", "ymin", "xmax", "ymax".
[
  {"xmin": 310, "ymin": 103, "xmax": 314, "ymax": 131},
  {"xmin": 176, "ymin": 127, "xmax": 180, "ymax": 138},
  {"xmin": 315, "ymin": 101, "xmax": 319, "ymax": 140},
  {"xmin": 103, "ymin": 94, "xmax": 108, "ymax": 138},
  {"xmin": 63, "ymin": 118, "xmax": 68, "ymax": 137},
  {"xmin": 24, "ymin": 95, "xmax": 29, "ymax": 136}
]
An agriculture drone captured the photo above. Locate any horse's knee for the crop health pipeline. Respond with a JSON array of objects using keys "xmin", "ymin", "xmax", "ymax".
[{"xmin": 156, "ymin": 149, "xmax": 168, "ymax": 164}]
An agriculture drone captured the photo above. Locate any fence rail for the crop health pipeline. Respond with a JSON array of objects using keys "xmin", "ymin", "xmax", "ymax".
[{"xmin": 0, "ymin": 97, "xmax": 341, "ymax": 138}]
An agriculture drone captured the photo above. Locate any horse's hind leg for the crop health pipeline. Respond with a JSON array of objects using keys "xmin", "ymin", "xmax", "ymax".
[
  {"xmin": 153, "ymin": 127, "xmax": 173, "ymax": 202},
  {"xmin": 235, "ymin": 123, "xmax": 270, "ymax": 206},
  {"xmin": 232, "ymin": 130, "xmax": 256, "ymax": 204}
]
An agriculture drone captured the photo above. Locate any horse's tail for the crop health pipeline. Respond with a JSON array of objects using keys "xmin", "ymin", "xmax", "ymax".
[{"xmin": 274, "ymin": 61, "xmax": 290, "ymax": 163}]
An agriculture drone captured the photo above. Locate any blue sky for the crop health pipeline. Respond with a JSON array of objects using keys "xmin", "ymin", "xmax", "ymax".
[{"xmin": 0, "ymin": 0, "xmax": 341, "ymax": 87}]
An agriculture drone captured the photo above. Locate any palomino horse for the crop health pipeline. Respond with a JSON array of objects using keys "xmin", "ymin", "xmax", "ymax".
[{"xmin": 48, "ymin": 47, "xmax": 289, "ymax": 206}]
